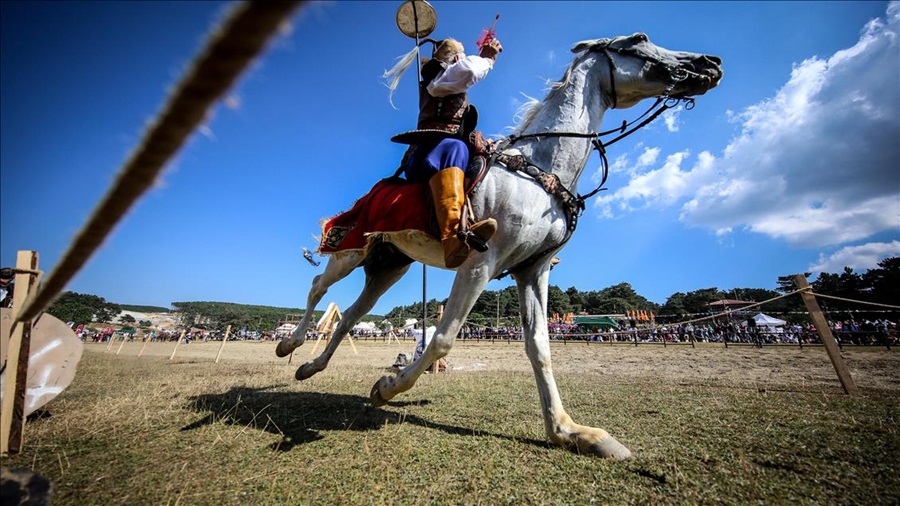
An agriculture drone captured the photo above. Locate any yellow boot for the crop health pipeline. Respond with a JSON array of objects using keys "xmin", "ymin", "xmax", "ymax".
[{"xmin": 429, "ymin": 167, "xmax": 497, "ymax": 268}]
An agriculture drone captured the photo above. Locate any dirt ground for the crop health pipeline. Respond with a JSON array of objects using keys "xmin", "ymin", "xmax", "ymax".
[{"xmin": 85, "ymin": 338, "xmax": 900, "ymax": 393}]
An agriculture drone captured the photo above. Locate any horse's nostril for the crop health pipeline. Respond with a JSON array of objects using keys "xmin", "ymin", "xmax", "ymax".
[{"xmin": 705, "ymin": 55, "xmax": 723, "ymax": 66}]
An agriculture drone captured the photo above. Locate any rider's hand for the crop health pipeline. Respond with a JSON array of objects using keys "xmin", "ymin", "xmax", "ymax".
[{"xmin": 479, "ymin": 38, "xmax": 503, "ymax": 61}]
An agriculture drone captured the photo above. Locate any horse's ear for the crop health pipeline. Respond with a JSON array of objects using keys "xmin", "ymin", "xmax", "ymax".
[{"xmin": 571, "ymin": 38, "xmax": 609, "ymax": 54}]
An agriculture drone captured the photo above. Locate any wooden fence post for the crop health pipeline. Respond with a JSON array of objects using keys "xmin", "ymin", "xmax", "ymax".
[
  {"xmin": 169, "ymin": 329, "xmax": 186, "ymax": 360},
  {"xmin": 115, "ymin": 334, "xmax": 128, "ymax": 355},
  {"xmin": 214, "ymin": 325, "xmax": 232, "ymax": 364},
  {"xmin": 1, "ymin": 250, "xmax": 40, "ymax": 455},
  {"xmin": 137, "ymin": 336, "xmax": 150, "ymax": 357},
  {"xmin": 793, "ymin": 274, "xmax": 859, "ymax": 396}
]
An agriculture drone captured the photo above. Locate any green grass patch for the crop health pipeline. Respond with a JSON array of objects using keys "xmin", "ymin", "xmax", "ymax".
[{"xmin": 5, "ymin": 343, "xmax": 899, "ymax": 505}]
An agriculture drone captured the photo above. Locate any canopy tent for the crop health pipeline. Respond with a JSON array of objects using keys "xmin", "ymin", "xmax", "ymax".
[
  {"xmin": 573, "ymin": 315, "xmax": 619, "ymax": 330},
  {"xmin": 275, "ymin": 322, "xmax": 297, "ymax": 333},
  {"xmin": 352, "ymin": 321, "xmax": 379, "ymax": 333},
  {"xmin": 753, "ymin": 313, "xmax": 787, "ymax": 327}
]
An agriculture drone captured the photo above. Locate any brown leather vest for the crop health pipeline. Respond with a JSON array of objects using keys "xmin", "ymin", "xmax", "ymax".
[{"xmin": 416, "ymin": 59, "xmax": 469, "ymax": 135}]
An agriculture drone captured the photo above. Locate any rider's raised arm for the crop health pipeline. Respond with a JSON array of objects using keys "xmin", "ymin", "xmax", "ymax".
[{"xmin": 426, "ymin": 54, "xmax": 494, "ymax": 97}]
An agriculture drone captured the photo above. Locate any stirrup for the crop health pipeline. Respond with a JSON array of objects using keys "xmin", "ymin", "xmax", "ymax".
[{"xmin": 458, "ymin": 230, "xmax": 489, "ymax": 253}]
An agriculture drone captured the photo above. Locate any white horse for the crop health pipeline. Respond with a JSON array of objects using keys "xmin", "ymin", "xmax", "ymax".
[{"xmin": 277, "ymin": 33, "xmax": 723, "ymax": 458}]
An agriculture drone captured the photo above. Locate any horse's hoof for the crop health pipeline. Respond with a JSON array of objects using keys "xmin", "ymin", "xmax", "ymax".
[
  {"xmin": 595, "ymin": 438, "xmax": 632, "ymax": 460},
  {"xmin": 275, "ymin": 338, "xmax": 305, "ymax": 358},
  {"xmin": 369, "ymin": 379, "xmax": 389, "ymax": 407},
  {"xmin": 275, "ymin": 340, "xmax": 292, "ymax": 358},
  {"xmin": 579, "ymin": 434, "xmax": 632, "ymax": 460},
  {"xmin": 295, "ymin": 363, "xmax": 318, "ymax": 381}
]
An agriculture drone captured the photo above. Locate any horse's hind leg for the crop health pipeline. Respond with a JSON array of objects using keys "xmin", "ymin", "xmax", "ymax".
[
  {"xmin": 516, "ymin": 263, "xmax": 631, "ymax": 460},
  {"xmin": 275, "ymin": 251, "xmax": 364, "ymax": 358},
  {"xmin": 370, "ymin": 264, "xmax": 491, "ymax": 406},
  {"xmin": 295, "ymin": 244, "xmax": 412, "ymax": 380}
]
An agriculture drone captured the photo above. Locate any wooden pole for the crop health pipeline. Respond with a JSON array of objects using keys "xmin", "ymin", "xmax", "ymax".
[
  {"xmin": 1, "ymin": 250, "xmax": 40, "ymax": 455},
  {"xmin": 793, "ymin": 274, "xmax": 859, "ymax": 396},
  {"xmin": 169, "ymin": 329, "xmax": 186, "ymax": 360},
  {"xmin": 309, "ymin": 332, "xmax": 323, "ymax": 355},
  {"xmin": 115, "ymin": 333, "xmax": 128, "ymax": 355},
  {"xmin": 346, "ymin": 333, "xmax": 358, "ymax": 355},
  {"xmin": 309, "ymin": 316, "xmax": 329, "ymax": 356},
  {"xmin": 137, "ymin": 336, "xmax": 150, "ymax": 357},
  {"xmin": 311, "ymin": 304, "xmax": 335, "ymax": 355},
  {"xmin": 105, "ymin": 332, "xmax": 116, "ymax": 352},
  {"xmin": 214, "ymin": 325, "xmax": 232, "ymax": 364},
  {"xmin": 329, "ymin": 304, "xmax": 359, "ymax": 355}
]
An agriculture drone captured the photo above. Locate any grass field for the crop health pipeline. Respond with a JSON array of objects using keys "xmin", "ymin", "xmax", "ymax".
[{"xmin": 5, "ymin": 339, "xmax": 899, "ymax": 505}]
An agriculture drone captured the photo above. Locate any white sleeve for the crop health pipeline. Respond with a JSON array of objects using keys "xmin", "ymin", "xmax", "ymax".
[{"xmin": 426, "ymin": 55, "xmax": 494, "ymax": 97}]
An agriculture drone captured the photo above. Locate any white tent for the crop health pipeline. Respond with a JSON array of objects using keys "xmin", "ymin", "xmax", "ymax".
[
  {"xmin": 275, "ymin": 322, "xmax": 297, "ymax": 333},
  {"xmin": 351, "ymin": 321, "xmax": 382, "ymax": 335},
  {"xmin": 753, "ymin": 313, "xmax": 786, "ymax": 328}
]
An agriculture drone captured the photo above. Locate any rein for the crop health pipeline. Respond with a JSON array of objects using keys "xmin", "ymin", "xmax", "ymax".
[{"xmin": 491, "ymin": 47, "xmax": 697, "ymax": 279}]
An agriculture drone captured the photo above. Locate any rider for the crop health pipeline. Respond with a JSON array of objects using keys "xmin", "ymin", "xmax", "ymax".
[{"xmin": 386, "ymin": 37, "xmax": 503, "ymax": 268}]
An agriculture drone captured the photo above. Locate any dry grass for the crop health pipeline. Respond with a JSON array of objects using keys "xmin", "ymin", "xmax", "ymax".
[{"xmin": 5, "ymin": 339, "xmax": 900, "ymax": 505}]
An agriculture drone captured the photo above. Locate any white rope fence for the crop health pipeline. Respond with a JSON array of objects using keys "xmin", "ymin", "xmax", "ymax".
[{"xmin": 809, "ymin": 293, "xmax": 900, "ymax": 310}]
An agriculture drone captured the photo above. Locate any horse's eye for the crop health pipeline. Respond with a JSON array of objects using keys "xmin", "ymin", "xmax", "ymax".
[{"xmin": 634, "ymin": 33, "xmax": 648, "ymax": 42}]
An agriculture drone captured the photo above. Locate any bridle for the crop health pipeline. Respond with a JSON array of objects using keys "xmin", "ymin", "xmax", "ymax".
[
  {"xmin": 491, "ymin": 41, "xmax": 702, "ymax": 279},
  {"xmin": 503, "ymin": 42, "xmax": 699, "ymax": 203}
]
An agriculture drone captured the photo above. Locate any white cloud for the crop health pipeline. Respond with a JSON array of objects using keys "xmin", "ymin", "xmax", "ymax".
[
  {"xmin": 636, "ymin": 147, "xmax": 660, "ymax": 168},
  {"xmin": 595, "ymin": 149, "xmax": 718, "ymax": 215},
  {"xmin": 595, "ymin": 3, "xmax": 900, "ymax": 249},
  {"xmin": 809, "ymin": 241, "xmax": 900, "ymax": 273},
  {"xmin": 661, "ymin": 107, "xmax": 681, "ymax": 132}
]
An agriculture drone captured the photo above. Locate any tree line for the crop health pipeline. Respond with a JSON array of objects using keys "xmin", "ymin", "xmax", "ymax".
[
  {"xmin": 383, "ymin": 282, "xmax": 659, "ymax": 328},
  {"xmin": 385, "ymin": 257, "xmax": 899, "ymax": 327},
  {"xmin": 44, "ymin": 257, "xmax": 898, "ymax": 331},
  {"xmin": 171, "ymin": 301, "xmax": 309, "ymax": 333}
]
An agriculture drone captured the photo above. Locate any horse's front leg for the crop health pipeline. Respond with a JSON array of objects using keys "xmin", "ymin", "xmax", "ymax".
[
  {"xmin": 276, "ymin": 251, "xmax": 363, "ymax": 358},
  {"xmin": 370, "ymin": 265, "xmax": 490, "ymax": 406},
  {"xmin": 517, "ymin": 263, "xmax": 631, "ymax": 459},
  {"xmin": 296, "ymin": 252, "xmax": 411, "ymax": 380}
]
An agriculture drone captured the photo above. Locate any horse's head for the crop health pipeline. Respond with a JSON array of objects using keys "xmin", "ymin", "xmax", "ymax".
[{"xmin": 573, "ymin": 33, "xmax": 723, "ymax": 109}]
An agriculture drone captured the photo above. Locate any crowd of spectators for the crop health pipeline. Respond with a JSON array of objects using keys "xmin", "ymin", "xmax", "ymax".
[
  {"xmin": 373, "ymin": 317, "xmax": 898, "ymax": 347},
  {"xmin": 72, "ymin": 314, "xmax": 897, "ymax": 349}
]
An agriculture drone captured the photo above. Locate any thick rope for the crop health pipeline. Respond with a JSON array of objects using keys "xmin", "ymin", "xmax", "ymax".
[
  {"xmin": 14, "ymin": 1, "xmax": 305, "ymax": 325},
  {"xmin": 809, "ymin": 292, "xmax": 900, "ymax": 310}
]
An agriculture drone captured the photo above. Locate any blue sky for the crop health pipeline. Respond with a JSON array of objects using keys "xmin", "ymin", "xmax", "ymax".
[{"xmin": 2, "ymin": 1, "xmax": 898, "ymax": 315}]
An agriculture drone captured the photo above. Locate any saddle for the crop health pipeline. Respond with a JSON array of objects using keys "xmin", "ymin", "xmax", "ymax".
[{"xmin": 317, "ymin": 136, "xmax": 494, "ymax": 255}]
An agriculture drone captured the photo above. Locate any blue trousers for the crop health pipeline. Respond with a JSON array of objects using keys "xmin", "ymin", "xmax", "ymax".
[{"xmin": 403, "ymin": 138, "xmax": 470, "ymax": 183}]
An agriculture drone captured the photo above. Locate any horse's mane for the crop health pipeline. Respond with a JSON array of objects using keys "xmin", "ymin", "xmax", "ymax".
[{"xmin": 510, "ymin": 50, "xmax": 593, "ymax": 135}]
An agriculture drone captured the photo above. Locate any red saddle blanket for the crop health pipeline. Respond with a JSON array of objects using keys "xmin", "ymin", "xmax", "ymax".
[{"xmin": 318, "ymin": 178, "xmax": 435, "ymax": 254}]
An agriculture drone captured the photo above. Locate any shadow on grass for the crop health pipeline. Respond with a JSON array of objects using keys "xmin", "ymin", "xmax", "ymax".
[{"xmin": 182, "ymin": 385, "xmax": 549, "ymax": 453}]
